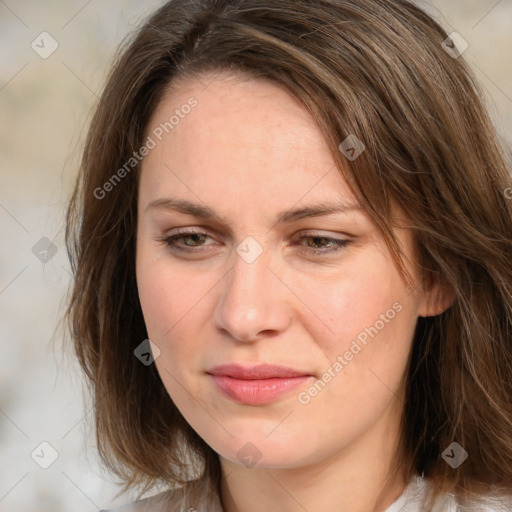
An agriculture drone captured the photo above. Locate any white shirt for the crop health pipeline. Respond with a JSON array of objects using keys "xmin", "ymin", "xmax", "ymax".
[{"xmin": 101, "ymin": 474, "xmax": 512, "ymax": 511}]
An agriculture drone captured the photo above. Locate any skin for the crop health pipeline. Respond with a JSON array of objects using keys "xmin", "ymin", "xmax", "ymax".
[{"xmin": 136, "ymin": 72, "xmax": 449, "ymax": 512}]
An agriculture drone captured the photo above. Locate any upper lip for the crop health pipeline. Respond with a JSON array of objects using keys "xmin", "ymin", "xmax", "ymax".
[{"xmin": 207, "ymin": 364, "xmax": 311, "ymax": 380}]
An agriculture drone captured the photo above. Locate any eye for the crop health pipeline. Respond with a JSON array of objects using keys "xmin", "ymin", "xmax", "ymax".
[
  {"xmin": 159, "ymin": 229, "xmax": 214, "ymax": 251},
  {"xmin": 292, "ymin": 233, "xmax": 351, "ymax": 255},
  {"xmin": 158, "ymin": 229, "xmax": 352, "ymax": 257}
]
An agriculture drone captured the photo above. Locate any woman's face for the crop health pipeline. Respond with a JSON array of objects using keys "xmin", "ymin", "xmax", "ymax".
[{"xmin": 136, "ymin": 73, "xmax": 435, "ymax": 470}]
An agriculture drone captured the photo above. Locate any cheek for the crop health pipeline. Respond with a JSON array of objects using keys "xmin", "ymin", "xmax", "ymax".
[
  {"xmin": 136, "ymin": 247, "xmax": 211, "ymax": 342},
  {"xmin": 288, "ymin": 254, "xmax": 408, "ymax": 352},
  {"xmin": 136, "ymin": 252, "xmax": 207, "ymax": 398},
  {"xmin": 135, "ymin": 246, "xmax": 225, "ymax": 410},
  {"xmin": 288, "ymin": 251, "xmax": 419, "ymax": 400}
]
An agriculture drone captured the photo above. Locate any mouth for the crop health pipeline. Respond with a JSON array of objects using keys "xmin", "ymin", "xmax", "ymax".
[{"xmin": 207, "ymin": 364, "xmax": 314, "ymax": 405}]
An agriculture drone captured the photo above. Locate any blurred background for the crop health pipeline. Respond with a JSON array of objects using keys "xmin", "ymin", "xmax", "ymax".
[{"xmin": 1, "ymin": 1, "xmax": 511, "ymax": 511}]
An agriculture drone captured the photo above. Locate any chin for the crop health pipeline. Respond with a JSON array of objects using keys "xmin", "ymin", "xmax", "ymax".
[{"xmin": 211, "ymin": 433, "xmax": 319, "ymax": 470}]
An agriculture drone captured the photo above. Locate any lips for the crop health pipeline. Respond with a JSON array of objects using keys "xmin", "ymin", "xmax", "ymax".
[
  {"xmin": 208, "ymin": 363, "xmax": 310, "ymax": 379},
  {"xmin": 207, "ymin": 364, "xmax": 313, "ymax": 405}
]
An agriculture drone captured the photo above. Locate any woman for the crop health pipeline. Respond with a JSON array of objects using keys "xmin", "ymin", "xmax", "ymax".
[{"xmin": 65, "ymin": 0, "xmax": 512, "ymax": 510}]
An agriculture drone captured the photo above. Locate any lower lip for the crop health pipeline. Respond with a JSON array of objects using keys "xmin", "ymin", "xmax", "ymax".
[{"xmin": 209, "ymin": 374, "xmax": 312, "ymax": 405}]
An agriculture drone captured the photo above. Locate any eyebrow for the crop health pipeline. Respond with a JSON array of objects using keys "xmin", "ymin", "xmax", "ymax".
[{"xmin": 144, "ymin": 197, "xmax": 363, "ymax": 226}]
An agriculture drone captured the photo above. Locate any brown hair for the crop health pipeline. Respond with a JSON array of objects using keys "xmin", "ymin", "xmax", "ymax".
[{"xmin": 65, "ymin": 0, "xmax": 512, "ymax": 508}]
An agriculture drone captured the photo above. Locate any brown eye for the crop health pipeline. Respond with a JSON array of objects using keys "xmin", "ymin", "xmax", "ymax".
[
  {"xmin": 160, "ymin": 230, "xmax": 214, "ymax": 251},
  {"xmin": 293, "ymin": 234, "xmax": 351, "ymax": 255}
]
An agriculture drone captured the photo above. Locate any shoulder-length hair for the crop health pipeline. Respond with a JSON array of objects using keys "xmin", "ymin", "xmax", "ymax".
[{"xmin": 65, "ymin": 0, "xmax": 512, "ymax": 507}]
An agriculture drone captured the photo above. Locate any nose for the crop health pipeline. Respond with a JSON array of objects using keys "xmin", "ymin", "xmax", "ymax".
[{"xmin": 212, "ymin": 242, "xmax": 292, "ymax": 343}]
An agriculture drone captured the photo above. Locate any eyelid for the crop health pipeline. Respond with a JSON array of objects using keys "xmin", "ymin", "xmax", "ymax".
[
  {"xmin": 159, "ymin": 228, "xmax": 217, "ymax": 250},
  {"xmin": 157, "ymin": 227, "xmax": 353, "ymax": 255},
  {"xmin": 162, "ymin": 226, "xmax": 352, "ymax": 239},
  {"xmin": 290, "ymin": 232, "xmax": 352, "ymax": 254}
]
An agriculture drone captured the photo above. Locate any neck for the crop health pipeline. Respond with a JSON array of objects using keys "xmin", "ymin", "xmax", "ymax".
[{"xmin": 219, "ymin": 399, "xmax": 409, "ymax": 512}]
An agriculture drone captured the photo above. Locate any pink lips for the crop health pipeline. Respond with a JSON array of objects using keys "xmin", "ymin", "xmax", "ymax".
[{"xmin": 207, "ymin": 364, "xmax": 313, "ymax": 405}]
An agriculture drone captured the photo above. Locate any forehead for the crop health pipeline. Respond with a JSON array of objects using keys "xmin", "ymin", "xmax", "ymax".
[{"xmin": 139, "ymin": 73, "xmax": 357, "ymax": 208}]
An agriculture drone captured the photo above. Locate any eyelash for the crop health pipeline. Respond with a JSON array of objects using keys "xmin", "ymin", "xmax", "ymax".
[{"xmin": 158, "ymin": 229, "xmax": 351, "ymax": 256}]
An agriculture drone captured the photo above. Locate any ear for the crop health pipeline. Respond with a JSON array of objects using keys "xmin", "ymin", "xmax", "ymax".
[{"xmin": 417, "ymin": 271, "xmax": 455, "ymax": 318}]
